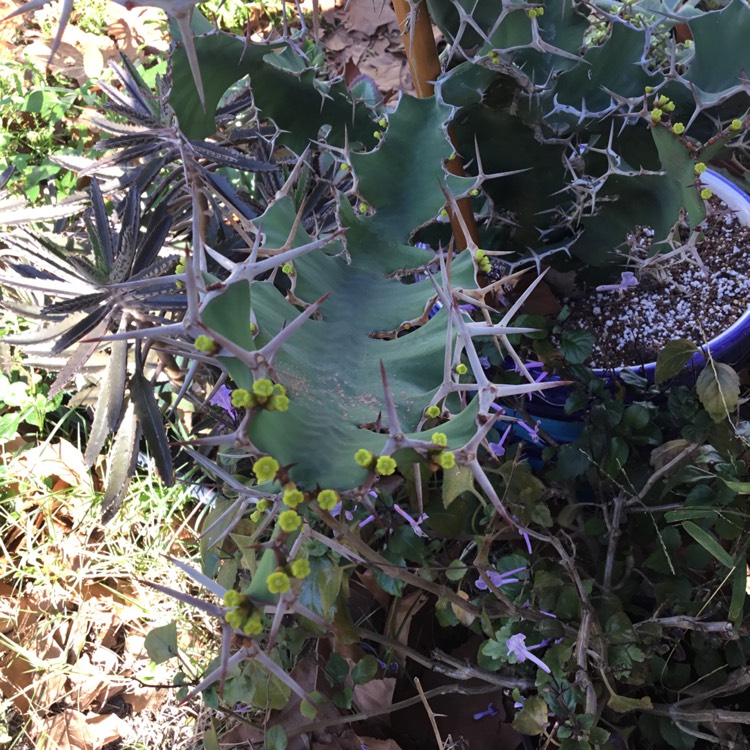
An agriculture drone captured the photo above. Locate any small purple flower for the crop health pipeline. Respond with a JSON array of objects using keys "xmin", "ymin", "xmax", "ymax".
[
  {"xmin": 478, "ymin": 355, "xmax": 491, "ymax": 370},
  {"xmin": 359, "ymin": 514, "xmax": 375, "ymax": 528},
  {"xmin": 489, "ymin": 424, "xmax": 513, "ymax": 457},
  {"xmin": 475, "ymin": 565, "xmax": 526, "ymax": 590},
  {"xmin": 473, "ymin": 702, "xmax": 499, "ymax": 720},
  {"xmin": 517, "ymin": 419, "xmax": 541, "ymax": 444},
  {"xmin": 511, "ymin": 359, "xmax": 545, "ymax": 373},
  {"xmin": 393, "ymin": 503, "xmax": 429, "ymax": 538},
  {"xmin": 330, "ymin": 502, "xmax": 354, "ymax": 521},
  {"xmin": 596, "ymin": 271, "xmax": 638, "ymax": 294},
  {"xmin": 210, "ymin": 384, "xmax": 238, "ymax": 419},
  {"xmin": 520, "ymin": 529, "xmax": 532, "ymax": 555},
  {"xmin": 506, "ymin": 633, "xmax": 551, "ymax": 673},
  {"xmin": 521, "ymin": 601, "xmax": 557, "ymax": 619}
]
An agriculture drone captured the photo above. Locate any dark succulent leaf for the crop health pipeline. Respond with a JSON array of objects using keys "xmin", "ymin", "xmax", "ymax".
[
  {"xmin": 189, "ymin": 140, "xmax": 278, "ymax": 173},
  {"xmin": 85, "ymin": 338, "xmax": 128, "ymax": 467},
  {"xmin": 67, "ymin": 253, "xmax": 107, "ymax": 285},
  {"xmin": 130, "ymin": 254, "xmax": 180, "ymax": 281},
  {"xmin": 82, "ymin": 112, "xmax": 152, "ymax": 137},
  {"xmin": 104, "ymin": 99, "xmax": 161, "ymax": 128},
  {"xmin": 0, "ymin": 192, "xmax": 91, "ymax": 225},
  {"xmin": 102, "ymin": 402, "xmax": 140, "ymax": 523},
  {"xmin": 88, "ymin": 178, "xmax": 114, "ymax": 273},
  {"xmin": 111, "ymin": 187, "xmax": 141, "ymax": 283},
  {"xmin": 131, "ymin": 203, "xmax": 173, "ymax": 276},
  {"xmin": 48, "ymin": 317, "xmax": 110, "ymax": 398},
  {"xmin": 129, "ymin": 367, "xmax": 175, "ymax": 487},
  {"xmin": 99, "ymin": 72, "xmax": 157, "ymax": 127},
  {"xmin": 127, "ymin": 292, "xmax": 186, "ymax": 311},
  {"xmin": 2, "ymin": 233, "xmax": 85, "ymax": 286},
  {"xmin": 133, "ymin": 157, "xmax": 171, "ymax": 199},
  {"xmin": 81, "ymin": 142, "xmax": 165, "ymax": 177},
  {"xmin": 112, "ymin": 54, "xmax": 161, "ymax": 122},
  {"xmin": 0, "ymin": 165, "xmax": 14, "ymax": 190},
  {"xmin": 143, "ymin": 167, "xmax": 185, "ymax": 212},
  {"xmin": 2, "ymin": 261, "xmax": 59, "ymax": 280},
  {"xmin": 51, "ymin": 304, "xmax": 109, "ymax": 355},
  {"xmin": 42, "ymin": 292, "xmax": 108, "ymax": 316},
  {"xmin": 201, "ymin": 171, "xmax": 260, "ymax": 221},
  {"xmin": 1, "ymin": 314, "xmax": 89, "ymax": 345},
  {"xmin": 97, "ymin": 133, "xmax": 171, "ymax": 151},
  {"xmin": 216, "ymin": 89, "xmax": 254, "ymax": 118}
]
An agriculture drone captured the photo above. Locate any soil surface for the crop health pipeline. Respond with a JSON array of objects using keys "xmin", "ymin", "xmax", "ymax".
[{"xmin": 561, "ymin": 197, "xmax": 750, "ymax": 369}]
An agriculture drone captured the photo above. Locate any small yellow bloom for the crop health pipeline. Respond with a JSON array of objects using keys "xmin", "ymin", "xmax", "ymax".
[
  {"xmin": 252, "ymin": 378, "xmax": 274, "ymax": 397},
  {"xmin": 425, "ymin": 405, "xmax": 441, "ymax": 418},
  {"xmin": 729, "ymin": 118, "xmax": 742, "ymax": 132},
  {"xmin": 194, "ymin": 335, "xmax": 216, "ymax": 352},
  {"xmin": 223, "ymin": 589, "xmax": 243, "ymax": 607},
  {"xmin": 700, "ymin": 188, "xmax": 713, "ymax": 200},
  {"xmin": 694, "ymin": 162, "xmax": 707, "ymax": 175},
  {"xmin": 254, "ymin": 456, "xmax": 280, "ymax": 482},
  {"xmin": 241, "ymin": 612, "xmax": 263, "ymax": 635},
  {"xmin": 317, "ymin": 489, "xmax": 339, "ymax": 510},
  {"xmin": 355, "ymin": 449, "xmax": 375, "ymax": 468},
  {"xmin": 435, "ymin": 452, "xmax": 456, "ymax": 469},
  {"xmin": 375, "ymin": 455, "xmax": 397, "ymax": 476},
  {"xmin": 672, "ymin": 123, "xmax": 685, "ymax": 135},
  {"xmin": 431, "ymin": 432, "xmax": 448, "ymax": 447},
  {"xmin": 278, "ymin": 509, "xmax": 302, "ymax": 532},
  {"xmin": 231, "ymin": 388, "xmax": 253, "ymax": 408},
  {"xmin": 225, "ymin": 608, "xmax": 244, "ymax": 628},
  {"xmin": 455, "ymin": 363, "xmax": 468, "ymax": 375},
  {"xmin": 290, "ymin": 558, "xmax": 311, "ymax": 578},
  {"xmin": 283, "ymin": 487, "xmax": 305, "ymax": 507},
  {"xmin": 268, "ymin": 393, "xmax": 290, "ymax": 412},
  {"xmin": 266, "ymin": 571, "xmax": 291, "ymax": 594}
]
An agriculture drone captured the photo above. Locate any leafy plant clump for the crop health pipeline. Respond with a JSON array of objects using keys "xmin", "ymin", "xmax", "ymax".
[{"xmin": 1, "ymin": 1, "xmax": 749, "ymax": 749}]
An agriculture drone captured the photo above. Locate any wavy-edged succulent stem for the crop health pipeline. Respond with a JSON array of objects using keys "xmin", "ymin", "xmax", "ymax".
[{"xmin": 391, "ymin": 0, "xmax": 479, "ymax": 251}]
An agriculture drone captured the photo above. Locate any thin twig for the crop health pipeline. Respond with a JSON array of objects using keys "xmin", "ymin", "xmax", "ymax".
[
  {"xmin": 415, "ymin": 677, "xmax": 445, "ymax": 750},
  {"xmin": 288, "ymin": 683, "xmax": 500, "ymax": 738}
]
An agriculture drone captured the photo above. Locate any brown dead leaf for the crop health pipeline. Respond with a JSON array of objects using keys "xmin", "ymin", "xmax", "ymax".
[
  {"xmin": 347, "ymin": 0, "xmax": 396, "ymax": 35},
  {"xmin": 123, "ymin": 685, "xmax": 167, "ymax": 713},
  {"xmin": 0, "ymin": 636, "xmax": 68, "ymax": 713},
  {"xmin": 323, "ymin": 26, "xmax": 351, "ymax": 52},
  {"xmin": 0, "ymin": 581, "xmax": 17, "ymax": 634},
  {"xmin": 9, "ymin": 438, "xmax": 93, "ymax": 494},
  {"xmin": 451, "ymin": 589, "xmax": 476, "ymax": 627},
  {"xmin": 85, "ymin": 712, "xmax": 131, "ymax": 747},
  {"xmin": 69, "ymin": 649, "xmax": 124, "ymax": 711},
  {"xmin": 353, "ymin": 677, "xmax": 396, "ymax": 714},
  {"xmin": 40, "ymin": 710, "xmax": 95, "ymax": 750},
  {"xmin": 391, "ymin": 590, "xmax": 428, "ymax": 648},
  {"xmin": 650, "ymin": 439, "xmax": 695, "ymax": 470}
]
